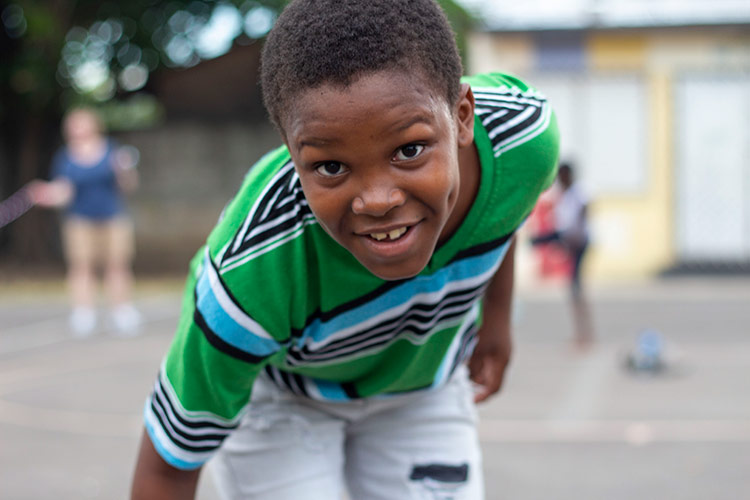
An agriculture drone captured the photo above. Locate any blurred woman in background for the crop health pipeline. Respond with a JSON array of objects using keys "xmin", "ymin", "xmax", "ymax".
[{"xmin": 29, "ymin": 107, "xmax": 141, "ymax": 336}]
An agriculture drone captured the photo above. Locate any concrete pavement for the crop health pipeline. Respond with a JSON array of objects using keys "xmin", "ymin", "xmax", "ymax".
[{"xmin": 1, "ymin": 277, "xmax": 748, "ymax": 499}]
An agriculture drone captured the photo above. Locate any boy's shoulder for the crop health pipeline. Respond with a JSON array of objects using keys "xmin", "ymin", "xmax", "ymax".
[
  {"xmin": 462, "ymin": 72, "xmax": 537, "ymax": 93},
  {"xmin": 206, "ymin": 145, "xmax": 311, "ymax": 266},
  {"xmin": 467, "ymin": 70, "xmax": 558, "ymax": 169},
  {"xmin": 465, "ymin": 71, "xmax": 556, "ymax": 150},
  {"xmin": 465, "ymin": 71, "xmax": 560, "ymax": 238}
]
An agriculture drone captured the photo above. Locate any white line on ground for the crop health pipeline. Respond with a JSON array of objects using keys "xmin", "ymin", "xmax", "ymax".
[
  {"xmin": 0, "ymin": 399, "xmax": 142, "ymax": 437},
  {"xmin": 0, "ymin": 310, "xmax": 178, "ymax": 356},
  {"xmin": 479, "ymin": 418, "xmax": 750, "ymax": 444},
  {"xmin": 0, "ymin": 317, "xmax": 70, "ymax": 355},
  {"xmin": 547, "ymin": 346, "xmax": 612, "ymax": 422}
]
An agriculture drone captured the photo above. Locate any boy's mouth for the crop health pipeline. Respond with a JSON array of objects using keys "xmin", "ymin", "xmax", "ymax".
[
  {"xmin": 369, "ymin": 226, "xmax": 408, "ymax": 242},
  {"xmin": 357, "ymin": 222, "xmax": 423, "ymax": 264}
]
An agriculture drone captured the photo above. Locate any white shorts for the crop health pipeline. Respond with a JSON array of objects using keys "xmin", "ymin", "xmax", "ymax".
[{"xmin": 210, "ymin": 366, "xmax": 484, "ymax": 499}]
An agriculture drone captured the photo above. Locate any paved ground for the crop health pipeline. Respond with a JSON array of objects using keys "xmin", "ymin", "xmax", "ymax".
[{"xmin": 1, "ymin": 277, "xmax": 749, "ymax": 499}]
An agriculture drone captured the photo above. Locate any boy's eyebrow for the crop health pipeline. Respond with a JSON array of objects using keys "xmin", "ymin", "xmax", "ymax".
[
  {"xmin": 392, "ymin": 113, "xmax": 434, "ymax": 133},
  {"xmin": 298, "ymin": 136, "xmax": 338, "ymax": 150},
  {"xmin": 297, "ymin": 112, "xmax": 435, "ymax": 151}
]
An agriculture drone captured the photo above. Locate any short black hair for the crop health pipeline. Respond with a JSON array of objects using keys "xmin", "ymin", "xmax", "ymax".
[
  {"xmin": 261, "ymin": 0, "xmax": 463, "ymax": 132},
  {"xmin": 558, "ymin": 162, "xmax": 574, "ymax": 176}
]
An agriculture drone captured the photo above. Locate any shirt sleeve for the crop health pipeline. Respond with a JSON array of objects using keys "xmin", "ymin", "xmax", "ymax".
[
  {"xmin": 143, "ymin": 147, "xmax": 303, "ymax": 470},
  {"xmin": 143, "ymin": 248, "xmax": 282, "ymax": 470}
]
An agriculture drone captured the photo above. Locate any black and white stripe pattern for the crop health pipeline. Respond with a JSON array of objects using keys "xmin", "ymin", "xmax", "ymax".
[
  {"xmin": 473, "ymin": 85, "xmax": 552, "ymax": 157},
  {"xmin": 447, "ymin": 322, "xmax": 479, "ymax": 379},
  {"xmin": 263, "ymin": 365, "xmax": 313, "ymax": 397},
  {"xmin": 285, "ymin": 279, "xmax": 489, "ymax": 366},
  {"xmin": 146, "ymin": 368, "xmax": 241, "ymax": 466},
  {"xmin": 280, "ymin": 235, "xmax": 512, "ymax": 367},
  {"xmin": 263, "ymin": 312, "xmax": 480, "ymax": 400},
  {"xmin": 220, "ymin": 161, "xmax": 316, "ymax": 271}
]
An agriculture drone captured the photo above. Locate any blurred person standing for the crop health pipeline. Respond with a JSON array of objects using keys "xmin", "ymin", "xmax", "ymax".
[
  {"xmin": 531, "ymin": 162, "xmax": 594, "ymax": 348},
  {"xmin": 28, "ymin": 107, "xmax": 141, "ymax": 337}
]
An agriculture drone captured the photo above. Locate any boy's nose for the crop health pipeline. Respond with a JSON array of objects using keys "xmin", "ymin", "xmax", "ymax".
[{"xmin": 351, "ymin": 186, "xmax": 406, "ymax": 217}]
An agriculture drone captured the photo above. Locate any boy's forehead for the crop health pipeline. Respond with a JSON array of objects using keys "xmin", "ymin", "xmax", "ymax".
[{"xmin": 282, "ymin": 69, "xmax": 450, "ymax": 136}]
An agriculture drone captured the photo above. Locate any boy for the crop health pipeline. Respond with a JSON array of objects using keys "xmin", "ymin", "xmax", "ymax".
[{"xmin": 131, "ymin": 0, "xmax": 558, "ymax": 498}]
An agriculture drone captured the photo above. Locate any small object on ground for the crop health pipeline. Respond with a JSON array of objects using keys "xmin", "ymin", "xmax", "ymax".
[{"xmin": 625, "ymin": 329, "xmax": 665, "ymax": 374}]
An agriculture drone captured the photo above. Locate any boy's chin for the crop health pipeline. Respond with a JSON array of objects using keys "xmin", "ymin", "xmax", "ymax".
[{"xmin": 360, "ymin": 259, "xmax": 427, "ymax": 282}]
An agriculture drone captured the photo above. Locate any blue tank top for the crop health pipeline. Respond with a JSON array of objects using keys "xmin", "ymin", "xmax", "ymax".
[{"xmin": 51, "ymin": 141, "xmax": 126, "ymax": 220}]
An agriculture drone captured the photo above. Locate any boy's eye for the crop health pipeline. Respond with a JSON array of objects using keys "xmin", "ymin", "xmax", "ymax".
[
  {"xmin": 393, "ymin": 144, "xmax": 424, "ymax": 161},
  {"xmin": 315, "ymin": 161, "xmax": 347, "ymax": 177}
]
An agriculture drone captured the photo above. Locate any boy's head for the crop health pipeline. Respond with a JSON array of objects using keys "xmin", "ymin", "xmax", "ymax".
[
  {"xmin": 558, "ymin": 162, "xmax": 574, "ymax": 188},
  {"xmin": 261, "ymin": 0, "xmax": 476, "ymax": 281},
  {"xmin": 261, "ymin": 0, "xmax": 463, "ymax": 134}
]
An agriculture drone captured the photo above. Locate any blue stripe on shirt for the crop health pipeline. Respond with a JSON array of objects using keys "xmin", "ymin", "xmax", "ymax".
[
  {"xmin": 297, "ymin": 242, "xmax": 508, "ymax": 348},
  {"xmin": 195, "ymin": 259, "xmax": 280, "ymax": 358}
]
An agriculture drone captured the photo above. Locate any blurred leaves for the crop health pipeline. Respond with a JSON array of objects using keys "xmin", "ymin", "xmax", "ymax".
[
  {"xmin": 438, "ymin": 0, "xmax": 479, "ymax": 68},
  {"xmin": 2, "ymin": 0, "xmax": 475, "ymax": 117},
  {"xmin": 1, "ymin": 1, "xmax": 288, "ymax": 116}
]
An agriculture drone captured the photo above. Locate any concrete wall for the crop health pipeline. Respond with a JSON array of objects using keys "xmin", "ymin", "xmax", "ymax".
[{"xmin": 115, "ymin": 122, "xmax": 279, "ymax": 272}]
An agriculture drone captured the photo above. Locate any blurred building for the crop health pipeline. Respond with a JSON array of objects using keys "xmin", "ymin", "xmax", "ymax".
[
  {"xmin": 117, "ymin": 43, "xmax": 278, "ymax": 272},
  {"xmin": 466, "ymin": 0, "xmax": 750, "ymax": 281}
]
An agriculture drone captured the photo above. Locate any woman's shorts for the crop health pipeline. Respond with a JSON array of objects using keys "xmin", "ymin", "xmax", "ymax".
[{"xmin": 62, "ymin": 216, "xmax": 135, "ymax": 267}]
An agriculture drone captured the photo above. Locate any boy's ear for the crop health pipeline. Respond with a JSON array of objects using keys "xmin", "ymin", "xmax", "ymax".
[{"xmin": 455, "ymin": 83, "xmax": 475, "ymax": 148}]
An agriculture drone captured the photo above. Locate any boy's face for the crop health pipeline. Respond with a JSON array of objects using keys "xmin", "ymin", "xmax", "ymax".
[{"xmin": 283, "ymin": 70, "xmax": 475, "ymax": 280}]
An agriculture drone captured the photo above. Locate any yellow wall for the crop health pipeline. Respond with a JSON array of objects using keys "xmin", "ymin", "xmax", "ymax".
[
  {"xmin": 588, "ymin": 34, "xmax": 647, "ymax": 70},
  {"xmin": 584, "ymin": 70, "xmax": 674, "ymax": 281}
]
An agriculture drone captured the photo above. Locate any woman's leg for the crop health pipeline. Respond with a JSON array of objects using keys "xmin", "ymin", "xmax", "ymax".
[
  {"xmin": 103, "ymin": 217, "xmax": 135, "ymax": 306},
  {"xmin": 62, "ymin": 217, "xmax": 98, "ymax": 335},
  {"xmin": 104, "ymin": 217, "xmax": 141, "ymax": 334}
]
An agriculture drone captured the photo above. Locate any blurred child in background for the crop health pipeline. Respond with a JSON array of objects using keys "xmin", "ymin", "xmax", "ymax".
[{"xmin": 531, "ymin": 162, "xmax": 594, "ymax": 348}]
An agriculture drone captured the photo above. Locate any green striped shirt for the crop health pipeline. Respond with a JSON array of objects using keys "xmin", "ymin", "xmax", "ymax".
[{"xmin": 144, "ymin": 72, "xmax": 559, "ymax": 469}]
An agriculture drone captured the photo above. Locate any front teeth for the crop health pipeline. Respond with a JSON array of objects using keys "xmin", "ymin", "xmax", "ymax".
[
  {"xmin": 389, "ymin": 227, "xmax": 407, "ymax": 240},
  {"xmin": 370, "ymin": 227, "xmax": 407, "ymax": 241}
]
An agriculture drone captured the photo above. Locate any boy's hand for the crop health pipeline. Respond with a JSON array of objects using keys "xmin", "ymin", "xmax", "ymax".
[{"xmin": 468, "ymin": 327, "xmax": 512, "ymax": 403}]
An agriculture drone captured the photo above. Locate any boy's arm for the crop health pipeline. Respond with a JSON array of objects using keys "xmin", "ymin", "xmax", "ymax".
[
  {"xmin": 468, "ymin": 236, "xmax": 516, "ymax": 403},
  {"xmin": 131, "ymin": 429, "xmax": 201, "ymax": 500}
]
